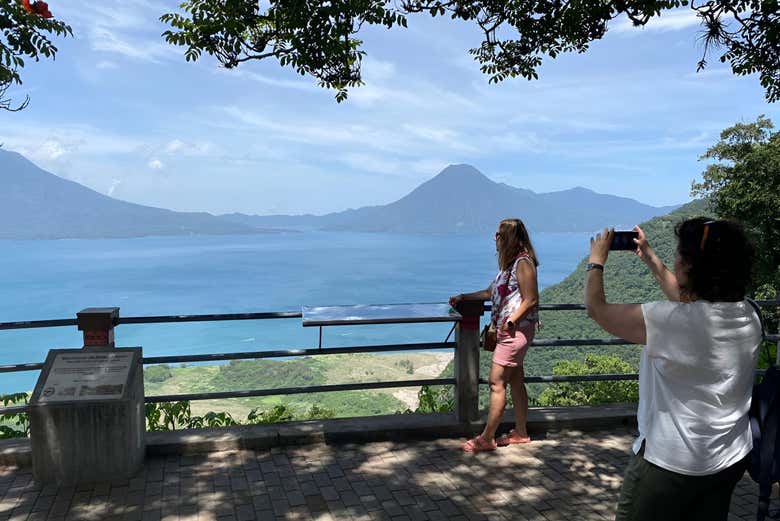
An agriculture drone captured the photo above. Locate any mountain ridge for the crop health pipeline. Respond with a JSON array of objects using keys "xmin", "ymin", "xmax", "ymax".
[
  {"xmin": 0, "ymin": 151, "xmax": 682, "ymax": 238},
  {"xmin": 0, "ymin": 149, "xmax": 266, "ymax": 239},
  {"xmin": 224, "ymin": 164, "xmax": 680, "ymax": 233}
]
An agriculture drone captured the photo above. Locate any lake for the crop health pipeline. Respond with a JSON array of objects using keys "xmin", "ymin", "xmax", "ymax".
[{"xmin": 0, "ymin": 231, "xmax": 590, "ymax": 393}]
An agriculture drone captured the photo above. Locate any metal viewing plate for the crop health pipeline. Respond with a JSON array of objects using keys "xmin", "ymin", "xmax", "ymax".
[
  {"xmin": 37, "ymin": 351, "xmax": 134, "ymax": 403},
  {"xmin": 302, "ymin": 303, "xmax": 461, "ymax": 327}
]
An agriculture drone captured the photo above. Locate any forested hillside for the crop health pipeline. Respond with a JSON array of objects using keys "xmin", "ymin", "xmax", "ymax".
[{"xmin": 538, "ymin": 198, "xmax": 713, "ymax": 334}]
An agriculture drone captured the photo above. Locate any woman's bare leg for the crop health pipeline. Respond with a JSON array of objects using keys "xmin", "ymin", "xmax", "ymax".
[
  {"xmin": 481, "ymin": 363, "xmax": 515, "ymax": 441},
  {"xmin": 509, "ymin": 366, "xmax": 529, "ymax": 438}
]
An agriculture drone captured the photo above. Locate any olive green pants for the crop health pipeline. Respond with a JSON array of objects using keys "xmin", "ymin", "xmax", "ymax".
[{"xmin": 615, "ymin": 444, "xmax": 748, "ymax": 521}]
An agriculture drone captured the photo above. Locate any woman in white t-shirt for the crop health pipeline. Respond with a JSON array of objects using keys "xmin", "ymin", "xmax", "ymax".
[{"xmin": 585, "ymin": 218, "xmax": 762, "ymax": 521}]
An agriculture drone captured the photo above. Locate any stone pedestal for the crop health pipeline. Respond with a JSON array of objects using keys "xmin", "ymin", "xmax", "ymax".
[{"xmin": 29, "ymin": 347, "xmax": 145, "ymax": 485}]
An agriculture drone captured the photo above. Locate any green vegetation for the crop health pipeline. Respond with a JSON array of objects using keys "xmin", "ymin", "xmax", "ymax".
[
  {"xmin": 1, "ymin": 0, "xmax": 72, "ymax": 111},
  {"xmin": 142, "ymin": 353, "xmax": 448, "ymax": 420},
  {"xmin": 0, "ymin": 393, "xmax": 29, "ymax": 439},
  {"xmin": 162, "ymin": 0, "xmax": 780, "ymax": 102},
  {"xmin": 144, "ymin": 364, "xmax": 173, "ymax": 383},
  {"xmin": 537, "ymin": 355, "xmax": 639, "ymax": 406},
  {"xmin": 144, "ymin": 401, "xmax": 336, "ymax": 431},
  {"xmin": 402, "ymin": 385, "xmax": 454, "ymax": 414},
  {"xmin": 692, "ymin": 115, "xmax": 780, "ymax": 304}
]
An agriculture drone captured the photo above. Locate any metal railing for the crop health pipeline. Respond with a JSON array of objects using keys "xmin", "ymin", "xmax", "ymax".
[{"xmin": 1, "ymin": 301, "xmax": 778, "ymax": 416}]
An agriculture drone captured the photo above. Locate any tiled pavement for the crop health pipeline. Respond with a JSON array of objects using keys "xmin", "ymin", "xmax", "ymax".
[{"xmin": 0, "ymin": 427, "xmax": 770, "ymax": 520}]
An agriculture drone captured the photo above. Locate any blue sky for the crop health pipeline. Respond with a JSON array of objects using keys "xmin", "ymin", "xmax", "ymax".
[{"xmin": 2, "ymin": 1, "xmax": 778, "ymax": 215}]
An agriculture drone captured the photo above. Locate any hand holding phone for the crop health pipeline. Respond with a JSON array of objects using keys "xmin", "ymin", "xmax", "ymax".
[{"xmin": 610, "ymin": 230, "xmax": 639, "ymax": 251}]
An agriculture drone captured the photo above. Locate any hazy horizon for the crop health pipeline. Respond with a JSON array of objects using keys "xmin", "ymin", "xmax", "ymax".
[{"xmin": 3, "ymin": 151, "xmax": 684, "ymax": 217}]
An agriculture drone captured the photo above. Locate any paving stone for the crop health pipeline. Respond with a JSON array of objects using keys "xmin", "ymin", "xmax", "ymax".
[{"xmin": 0, "ymin": 429, "xmax": 768, "ymax": 520}]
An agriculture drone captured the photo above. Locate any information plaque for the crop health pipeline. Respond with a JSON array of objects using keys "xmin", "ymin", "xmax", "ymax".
[
  {"xmin": 37, "ymin": 351, "xmax": 134, "ymax": 403},
  {"xmin": 30, "ymin": 347, "xmax": 145, "ymax": 485}
]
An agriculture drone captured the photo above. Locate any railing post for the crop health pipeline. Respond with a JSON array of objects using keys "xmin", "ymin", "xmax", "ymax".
[
  {"xmin": 77, "ymin": 307, "xmax": 120, "ymax": 349},
  {"xmin": 454, "ymin": 300, "xmax": 484, "ymax": 423},
  {"xmin": 776, "ymin": 291, "xmax": 780, "ymax": 366}
]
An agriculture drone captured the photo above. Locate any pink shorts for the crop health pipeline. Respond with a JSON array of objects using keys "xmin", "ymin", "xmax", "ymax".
[{"xmin": 493, "ymin": 324, "xmax": 534, "ymax": 368}]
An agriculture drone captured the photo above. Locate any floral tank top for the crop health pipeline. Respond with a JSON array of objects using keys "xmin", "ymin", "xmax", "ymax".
[{"xmin": 490, "ymin": 253, "xmax": 539, "ymax": 328}]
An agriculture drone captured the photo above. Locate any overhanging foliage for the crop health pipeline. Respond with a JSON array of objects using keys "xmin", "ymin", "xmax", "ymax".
[{"xmin": 161, "ymin": 0, "xmax": 780, "ymax": 102}]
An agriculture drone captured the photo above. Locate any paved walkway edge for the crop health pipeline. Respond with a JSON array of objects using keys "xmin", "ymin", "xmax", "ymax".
[{"xmin": 0, "ymin": 403, "xmax": 637, "ymax": 467}]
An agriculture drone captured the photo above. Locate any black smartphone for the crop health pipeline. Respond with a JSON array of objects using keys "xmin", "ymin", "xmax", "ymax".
[{"xmin": 610, "ymin": 230, "xmax": 639, "ymax": 251}]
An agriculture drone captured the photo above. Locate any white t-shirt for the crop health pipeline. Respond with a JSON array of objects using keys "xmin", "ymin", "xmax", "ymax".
[{"xmin": 636, "ymin": 299, "xmax": 762, "ymax": 476}]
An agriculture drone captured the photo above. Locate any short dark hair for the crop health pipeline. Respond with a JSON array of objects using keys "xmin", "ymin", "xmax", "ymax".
[{"xmin": 675, "ymin": 217, "xmax": 754, "ymax": 302}]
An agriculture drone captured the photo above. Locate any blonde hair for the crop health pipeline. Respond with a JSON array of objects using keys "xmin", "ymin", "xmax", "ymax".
[{"xmin": 496, "ymin": 218, "xmax": 539, "ymax": 271}]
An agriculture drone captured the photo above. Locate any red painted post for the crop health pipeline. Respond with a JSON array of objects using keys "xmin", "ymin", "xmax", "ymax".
[
  {"xmin": 76, "ymin": 308, "xmax": 120, "ymax": 349},
  {"xmin": 454, "ymin": 300, "xmax": 484, "ymax": 423}
]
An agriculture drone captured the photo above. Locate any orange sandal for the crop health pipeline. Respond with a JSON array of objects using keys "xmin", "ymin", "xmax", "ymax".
[
  {"xmin": 462, "ymin": 435, "xmax": 497, "ymax": 452},
  {"xmin": 497, "ymin": 429, "xmax": 531, "ymax": 446}
]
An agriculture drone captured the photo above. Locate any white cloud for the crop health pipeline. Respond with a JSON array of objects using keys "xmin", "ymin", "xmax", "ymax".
[
  {"xmin": 165, "ymin": 139, "xmax": 185, "ymax": 154},
  {"xmin": 96, "ymin": 61, "xmax": 119, "ymax": 70},
  {"xmin": 90, "ymin": 27, "xmax": 174, "ymax": 63},
  {"xmin": 338, "ymin": 153, "xmax": 401, "ymax": 175},
  {"xmin": 55, "ymin": 0, "xmax": 176, "ymax": 64},
  {"xmin": 0, "ymin": 123, "xmax": 144, "ymax": 165},
  {"xmin": 409, "ymin": 159, "xmax": 451, "ymax": 176},
  {"xmin": 39, "ymin": 140, "xmax": 69, "ymax": 160},
  {"xmin": 401, "ymin": 124, "xmax": 458, "ymax": 144},
  {"xmin": 610, "ymin": 9, "xmax": 702, "ymax": 34},
  {"xmin": 107, "ymin": 179, "xmax": 122, "ymax": 197},
  {"xmin": 148, "ymin": 159, "xmax": 163, "ymax": 170},
  {"xmin": 492, "ymin": 131, "xmax": 545, "ymax": 153},
  {"xmin": 362, "ymin": 57, "xmax": 397, "ymax": 82},
  {"xmin": 213, "ymin": 67, "xmax": 318, "ymax": 91},
  {"xmin": 161, "ymin": 138, "xmax": 214, "ymax": 157}
]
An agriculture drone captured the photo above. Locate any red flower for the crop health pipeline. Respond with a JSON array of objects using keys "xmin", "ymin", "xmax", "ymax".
[
  {"xmin": 497, "ymin": 284, "xmax": 510, "ymax": 298},
  {"xmin": 21, "ymin": 0, "xmax": 53, "ymax": 18}
]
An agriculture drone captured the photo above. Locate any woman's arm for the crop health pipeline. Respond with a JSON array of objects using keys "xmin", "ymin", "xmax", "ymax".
[
  {"xmin": 449, "ymin": 285, "xmax": 492, "ymax": 307},
  {"xmin": 505, "ymin": 260, "xmax": 538, "ymax": 329},
  {"xmin": 634, "ymin": 225, "xmax": 680, "ymax": 302},
  {"xmin": 586, "ymin": 228, "xmax": 647, "ymax": 345}
]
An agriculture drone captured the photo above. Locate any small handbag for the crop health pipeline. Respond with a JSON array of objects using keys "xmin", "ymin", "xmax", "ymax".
[{"xmin": 481, "ymin": 323, "xmax": 497, "ymax": 352}]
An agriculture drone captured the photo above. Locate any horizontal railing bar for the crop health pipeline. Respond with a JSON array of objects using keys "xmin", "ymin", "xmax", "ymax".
[
  {"xmin": 478, "ymin": 374, "xmax": 639, "ymax": 384},
  {"xmin": 0, "ymin": 363, "xmax": 45, "ymax": 373},
  {"xmin": 8, "ymin": 365, "xmax": 777, "ymax": 413},
  {"xmin": 120, "ymin": 311, "xmax": 302, "ymax": 325},
  {"xmin": 486, "ymin": 300, "xmax": 780, "ymax": 312},
  {"xmin": 0, "ymin": 319, "xmax": 77, "ymax": 331},
  {"xmin": 2, "ymin": 300, "xmax": 777, "ymax": 331},
  {"xmin": 143, "ymin": 342, "xmax": 456, "ymax": 365},
  {"xmin": 0, "ymin": 405, "xmax": 29, "ymax": 415},
  {"xmin": 145, "ymin": 378, "xmax": 457, "ymax": 403},
  {"xmin": 526, "ymin": 374, "xmax": 638, "ymax": 383},
  {"xmin": 478, "ymin": 367, "xmax": 774, "ymax": 385},
  {"xmin": 302, "ymin": 317, "xmax": 460, "ymax": 327},
  {"xmin": 532, "ymin": 338, "xmax": 633, "ymax": 347},
  {"xmin": 5, "ymin": 333, "xmax": 775, "ymax": 373}
]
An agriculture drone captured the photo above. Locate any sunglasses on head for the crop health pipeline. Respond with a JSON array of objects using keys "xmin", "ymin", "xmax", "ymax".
[{"xmin": 699, "ymin": 220, "xmax": 719, "ymax": 251}]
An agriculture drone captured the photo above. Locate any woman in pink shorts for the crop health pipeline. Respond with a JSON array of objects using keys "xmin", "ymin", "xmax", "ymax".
[{"xmin": 450, "ymin": 218, "xmax": 540, "ymax": 452}]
